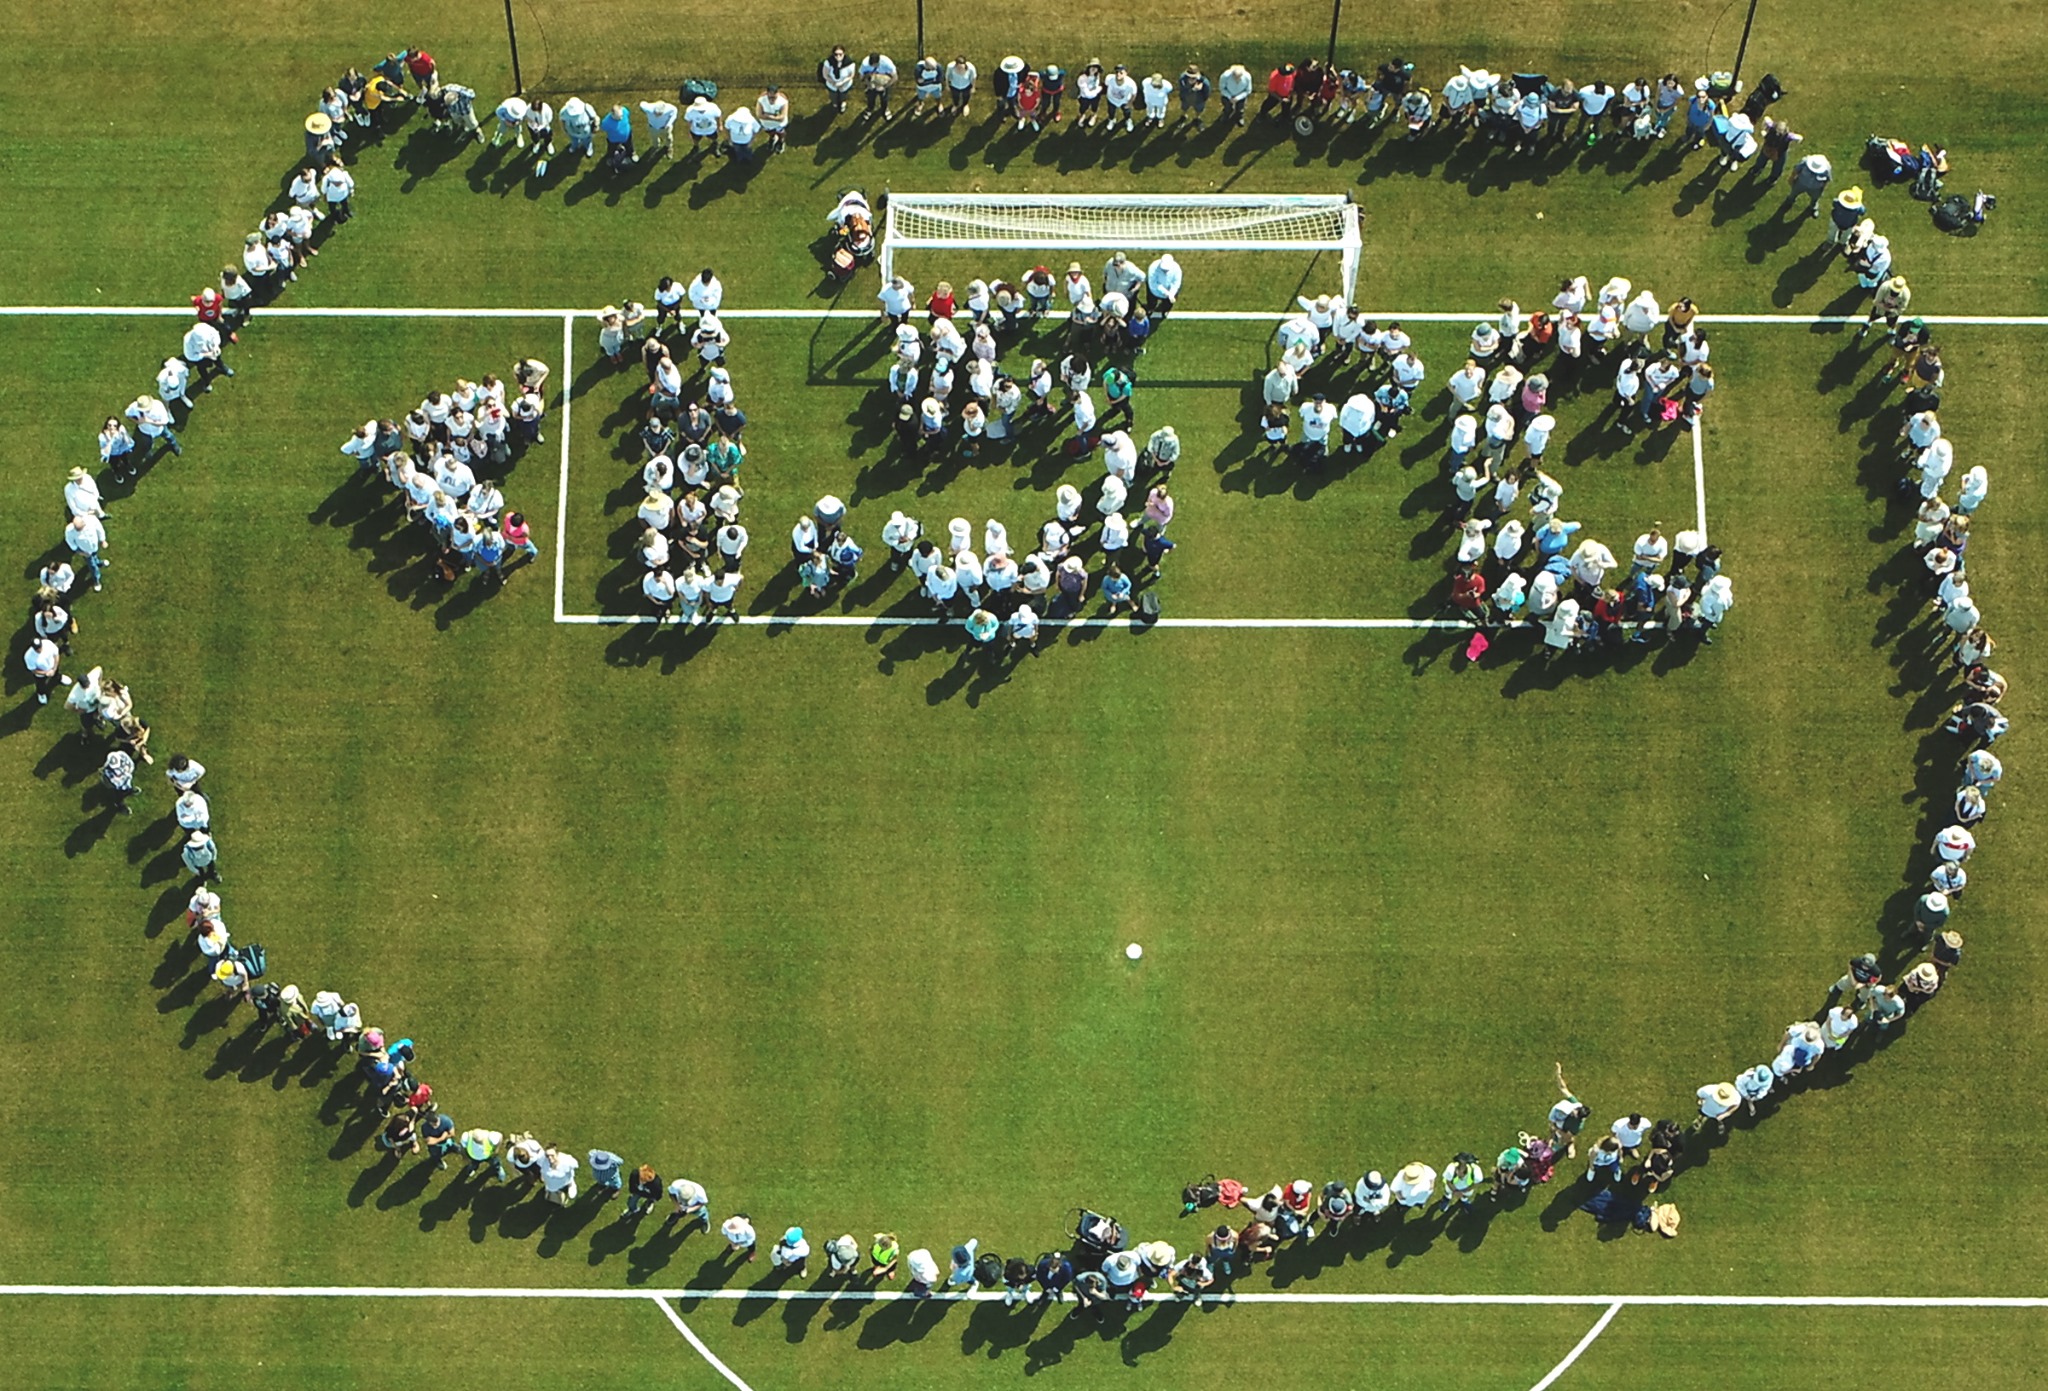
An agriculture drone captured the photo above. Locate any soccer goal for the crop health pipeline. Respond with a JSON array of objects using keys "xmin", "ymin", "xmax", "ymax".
[{"xmin": 878, "ymin": 193, "xmax": 1363, "ymax": 307}]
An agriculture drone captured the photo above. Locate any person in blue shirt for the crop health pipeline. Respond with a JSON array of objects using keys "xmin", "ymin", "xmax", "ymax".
[
  {"xmin": 588, "ymin": 1149, "xmax": 626, "ymax": 1198},
  {"xmin": 600, "ymin": 105, "xmax": 634, "ymax": 168},
  {"xmin": 828, "ymin": 532, "xmax": 863, "ymax": 583},
  {"xmin": 1100, "ymin": 564, "xmax": 1134, "ymax": 615},
  {"xmin": 1533, "ymin": 516, "xmax": 1581, "ymax": 563}
]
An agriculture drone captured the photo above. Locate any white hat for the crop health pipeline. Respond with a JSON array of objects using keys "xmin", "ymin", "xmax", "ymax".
[{"xmin": 1000, "ymin": 55, "xmax": 1026, "ymax": 75}]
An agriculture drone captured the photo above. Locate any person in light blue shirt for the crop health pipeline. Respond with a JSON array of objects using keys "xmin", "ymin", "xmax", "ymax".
[
  {"xmin": 1100, "ymin": 565, "xmax": 1134, "ymax": 616},
  {"xmin": 600, "ymin": 105, "xmax": 634, "ymax": 167},
  {"xmin": 587, "ymin": 1149, "xmax": 625, "ymax": 1197},
  {"xmin": 1533, "ymin": 516, "xmax": 1581, "ymax": 563}
]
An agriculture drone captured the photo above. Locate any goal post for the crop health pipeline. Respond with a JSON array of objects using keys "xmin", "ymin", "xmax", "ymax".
[{"xmin": 879, "ymin": 193, "xmax": 1363, "ymax": 308}]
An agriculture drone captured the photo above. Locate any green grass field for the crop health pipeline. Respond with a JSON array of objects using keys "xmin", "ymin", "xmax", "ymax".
[{"xmin": 3, "ymin": 1, "xmax": 2047, "ymax": 1386}]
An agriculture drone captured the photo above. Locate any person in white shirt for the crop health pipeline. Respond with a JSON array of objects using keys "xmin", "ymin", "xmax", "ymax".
[
  {"xmin": 1101, "ymin": 429, "xmax": 1138, "ymax": 482},
  {"xmin": 1446, "ymin": 359, "xmax": 1486, "ymax": 411},
  {"xmin": 65, "ymin": 513, "xmax": 108, "ymax": 590},
  {"xmin": 684, "ymin": 95, "xmax": 722, "ymax": 153},
  {"xmin": 877, "ymin": 275, "xmax": 914, "ymax": 326},
  {"xmin": 756, "ymin": 85, "xmax": 790, "ymax": 153},
  {"xmin": 175, "ymin": 789, "xmax": 211, "ymax": 831},
  {"xmin": 23, "ymin": 635, "xmax": 69, "ymax": 704},
  {"xmin": 638, "ymin": 99, "xmax": 678, "ymax": 158},
  {"xmin": 1298, "ymin": 394, "xmax": 1337, "ymax": 466},
  {"xmin": 1218, "ymin": 63, "xmax": 1254, "ymax": 124},
  {"xmin": 492, "ymin": 94, "xmax": 529, "ymax": 146},
  {"xmin": 1007, "ymin": 601, "xmax": 1040, "ymax": 650},
  {"xmin": 1140, "ymin": 72, "xmax": 1172, "ymax": 128},
  {"xmin": 724, "ymin": 104, "xmax": 761, "ymax": 162},
  {"xmin": 1144, "ymin": 254, "xmax": 1183, "ymax": 317},
  {"xmin": 770, "ymin": 1227, "xmax": 812, "ymax": 1274},
  {"xmin": 1956, "ymin": 465, "xmax": 1989, "ymax": 515},
  {"xmin": 1444, "ymin": 410, "xmax": 1476, "ymax": 466},
  {"xmin": 858, "ymin": 52, "xmax": 899, "ymax": 121},
  {"xmin": 64, "ymin": 467, "xmax": 104, "ymax": 522},
  {"xmin": 319, "ymin": 161, "xmax": 355, "ymax": 222},
  {"xmin": 1631, "ymin": 528, "xmax": 1671, "ymax": 574},
  {"xmin": 181, "ymin": 321, "xmax": 232, "ymax": 389}
]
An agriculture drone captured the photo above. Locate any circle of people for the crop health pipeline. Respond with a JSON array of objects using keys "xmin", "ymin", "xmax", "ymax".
[{"xmin": 17, "ymin": 40, "xmax": 2006, "ymax": 1313}]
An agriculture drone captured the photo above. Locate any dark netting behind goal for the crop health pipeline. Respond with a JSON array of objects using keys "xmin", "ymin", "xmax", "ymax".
[{"xmin": 511, "ymin": 0, "xmax": 1767, "ymax": 103}]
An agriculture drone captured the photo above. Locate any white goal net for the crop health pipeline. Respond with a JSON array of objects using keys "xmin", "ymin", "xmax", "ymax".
[{"xmin": 880, "ymin": 193, "xmax": 1363, "ymax": 306}]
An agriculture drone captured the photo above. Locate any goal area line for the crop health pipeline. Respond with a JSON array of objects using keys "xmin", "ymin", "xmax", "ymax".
[{"xmin": 1, "ymin": 1284, "xmax": 2041, "ymax": 1308}]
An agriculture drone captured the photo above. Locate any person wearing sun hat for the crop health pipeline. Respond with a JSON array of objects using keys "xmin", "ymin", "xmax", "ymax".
[
  {"xmin": 1733, "ymin": 1062, "xmax": 1775, "ymax": 1115},
  {"xmin": 1899, "ymin": 960, "xmax": 1944, "ymax": 1011},
  {"xmin": 1390, "ymin": 1161, "xmax": 1438, "ymax": 1212},
  {"xmin": 302, "ymin": 111, "xmax": 337, "ymax": 163},
  {"xmin": 720, "ymin": 1212, "xmax": 758, "ymax": 1261},
  {"xmin": 821, "ymin": 1233, "xmax": 859, "ymax": 1278},
  {"xmin": 1353, "ymin": 1169, "xmax": 1393, "ymax": 1220},
  {"xmin": 769, "ymin": 1226, "xmax": 810, "ymax": 1275},
  {"xmin": 1694, "ymin": 1081, "xmax": 1742, "ymax": 1135},
  {"xmin": 992, "ymin": 55, "xmax": 1026, "ymax": 122},
  {"xmin": 1826, "ymin": 185, "xmax": 1867, "ymax": 252}
]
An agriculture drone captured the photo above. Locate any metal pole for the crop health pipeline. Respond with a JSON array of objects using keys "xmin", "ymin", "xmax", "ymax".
[
  {"xmin": 916, "ymin": 0, "xmax": 925, "ymax": 61},
  {"xmin": 503, "ymin": 0, "xmax": 524, "ymax": 95},
  {"xmin": 1326, "ymin": 0, "xmax": 1343, "ymax": 70},
  {"xmin": 1730, "ymin": 0, "xmax": 1760, "ymax": 89}
]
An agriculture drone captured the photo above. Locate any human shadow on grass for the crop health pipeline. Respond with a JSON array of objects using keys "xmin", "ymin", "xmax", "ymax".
[
  {"xmin": 624, "ymin": 1217, "xmax": 717, "ymax": 1286},
  {"xmin": 391, "ymin": 127, "xmax": 469, "ymax": 192},
  {"xmin": 1772, "ymin": 240, "xmax": 1838, "ymax": 308},
  {"xmin": 375, "ymin": 1153, "xmax": 442, "ymax": 1212},
  {"xmin": 349, "ymin": 1149, "xmax": 401, "ymax": 1208},
  {"xmin": 854, "ymin": 1292, "xmax": 955, "ymax": 1349},
  {"xmin": 956, "ymin": 1296, "xmax": 1043, "ymax": 1360}
]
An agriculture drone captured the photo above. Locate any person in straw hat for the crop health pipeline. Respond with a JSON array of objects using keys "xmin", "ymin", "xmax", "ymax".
[
  {"xmin": 1389, "ymin": 1160, "xmax": 1438, "ymax": 1212},
  {"xmin": 1141, "ymin": 72, "xmax": 1172, "ymax": 128},
  {"xmin": 1693, "ymin": 1081, "xmax": 1742, "ymax": 1135}
]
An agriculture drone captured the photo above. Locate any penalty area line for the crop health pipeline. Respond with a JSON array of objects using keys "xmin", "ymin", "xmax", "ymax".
[
  {"xmin": 1528, "ymin": 1300, "xmax": 1623, "ymax": 1391},
  {"xmin": 650, "ymin": 1295, "xmax": 756, "ymax": 1391}
]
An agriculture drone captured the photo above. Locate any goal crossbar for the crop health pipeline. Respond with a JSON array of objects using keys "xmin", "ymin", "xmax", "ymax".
[{"xmin": 880, "ymin": 193, "xmax": 1362, "ymax": 305}]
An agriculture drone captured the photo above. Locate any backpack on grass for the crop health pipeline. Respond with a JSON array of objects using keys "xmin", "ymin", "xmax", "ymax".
[{"xmin": 234, "ymin": 942, "xmax": 267, "ymax": 979}]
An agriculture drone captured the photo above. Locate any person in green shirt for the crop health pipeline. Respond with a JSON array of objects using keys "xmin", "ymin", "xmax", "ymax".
[
  {"xmin": 1100, "ymin": 365, "xmax": 1136, "ymax": 430},
  {"xmin": 867, "ymin": 1232, "xmax": 901, "ymax": 1280},
  {"xmin": 458, "ymin": 1127, "xmax": 505, "ymax": 1181},
  {"xmin": 1433, "ymin": 1152, "xmax": 1485, "ymax": 1216}
]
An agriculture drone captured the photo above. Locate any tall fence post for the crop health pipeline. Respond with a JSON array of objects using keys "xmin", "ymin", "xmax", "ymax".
[
  {"xmin": 1730, "ymin": 0, "xmax": 1761, "ymax": 88},
  {"xmin": 503, "ymin": 0, "xmax": 524, "ymax": 95}
]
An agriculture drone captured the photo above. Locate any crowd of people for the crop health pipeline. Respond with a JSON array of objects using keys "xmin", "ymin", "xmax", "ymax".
[
  {"xmin": 616, "ymin": 244, "xmax": 1186, "ymax": 637},
  {"xmin": 343, "ymin": 366, "xmax": 549, "ymax": 585},
  {"xmin": 15, "ymin": 36, "xmax": 2009, "ymax": 1326}
]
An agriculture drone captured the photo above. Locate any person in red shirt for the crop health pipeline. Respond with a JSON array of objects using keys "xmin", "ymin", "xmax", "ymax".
[
  {"xmin": 501, "ymin": 510, "xmax": 539, "ymax": 567},
  {"xmin": 404, "ymin": 49, "xmax": 437, "ymax": 90},
  {"xmin": 926, "ymin": 281, "xmax": 956, "ymax": 322},
  {"xmin": 1257, "ymin": 63, "xmax": 1297, "ymax": 121},
  {"xmin": 191, "ymin": 287, "xmax": 235, "ymax": 343},
  {"xmin": 1450, "ymin": 566, "xmax": 1489, "ymax": 620}
]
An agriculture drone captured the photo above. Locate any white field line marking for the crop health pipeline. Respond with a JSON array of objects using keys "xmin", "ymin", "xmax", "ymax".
[
  {"xmin": 558, "ymin": 413, "xmax": 1723, "ymax": 629},
  {"xmin": 1692, "ymin": 418, "xmax": 1710, "ymax": 542},
  {"xmin": 651, "ymin": 1295, "xmax": 756, "ymax": 1391},
  {"xmin": 556, "ymin": 614, "xmax": 1469, "ymax": 629},
  {"xmin": 552, "ymin": 312, "xmax": 573, "ymax": 623},
  {"xmin": 3, "ymin": 1286, "xmax": 2046, "ymax": 1307},
  {"xmin": 1527, "ymin": 1300, "xmax": 1623, "ymax": 1391},
  {"xmin": 2, "ymin": 303, "xmax": 2047, "ymax": 326}
]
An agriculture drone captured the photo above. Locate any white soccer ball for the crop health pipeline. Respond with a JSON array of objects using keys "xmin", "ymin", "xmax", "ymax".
[{"xmin": 1125, "ymin": 942, "xmax": 1143, "ymax": 960}]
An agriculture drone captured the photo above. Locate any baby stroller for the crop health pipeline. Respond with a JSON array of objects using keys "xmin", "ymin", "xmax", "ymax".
[
  {"xmin": 1867, "ymin": 135, "xmax": 1947, "ymax": 198},
  {"xmin": 823, "ymin": 189, "xmax": 876, "ymax": 281},
  {"xmin": 1070, "ymin": 1208, "xmax": 1128, "ymax": 1266}
]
